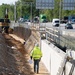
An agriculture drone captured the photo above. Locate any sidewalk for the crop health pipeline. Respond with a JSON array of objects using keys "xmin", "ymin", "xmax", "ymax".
[
  {"xmin": 31, "ymin": 61, "xmax": 50, "ymax": 75},
  {"xmin": 9, "ymin": 34, "xmax": 50, "ymax": 75}
]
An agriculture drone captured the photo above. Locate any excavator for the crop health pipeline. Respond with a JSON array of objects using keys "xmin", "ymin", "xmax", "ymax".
[{"xmin": 0, "ymin": 9, "xmax": 10, "ymax": 33}]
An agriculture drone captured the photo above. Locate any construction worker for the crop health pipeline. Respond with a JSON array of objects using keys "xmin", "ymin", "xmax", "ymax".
[{"xmin": 30, "ymin": 43, "xmax": 42, "ymax": 74}]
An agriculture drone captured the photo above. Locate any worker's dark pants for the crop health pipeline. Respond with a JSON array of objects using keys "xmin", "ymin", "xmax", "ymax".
[{"xmin": 34, "ymin": 59, "xmax": 40, "ymax": 73}]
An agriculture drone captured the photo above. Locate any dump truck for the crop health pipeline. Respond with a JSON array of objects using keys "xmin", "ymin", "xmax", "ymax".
[{"xmin": 40, "ymin": 14, "xmax": 48, "ymax": 23}]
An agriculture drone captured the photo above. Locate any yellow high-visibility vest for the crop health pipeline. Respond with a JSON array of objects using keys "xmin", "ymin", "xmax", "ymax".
[{"xmin": 30, "ymin": 46, "xmax": 42, "ymax": 60}]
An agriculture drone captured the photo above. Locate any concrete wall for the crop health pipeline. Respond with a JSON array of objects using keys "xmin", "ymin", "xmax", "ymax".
[
  {"xmin": 13, "ymin": 27, "xmax": 40, "ymax": 53},
  {"xmin": 41, "ymin": 40, "xmax": 66, "ymax": 75},
  {"xmin": 14, "ymin": 27, "xmax": 31, "ymax": 41},
  {"xmin": 41, "ymin": 40, "xmax": 75, "ymax": 75}
]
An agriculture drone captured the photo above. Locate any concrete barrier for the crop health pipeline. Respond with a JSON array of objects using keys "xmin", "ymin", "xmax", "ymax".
[
  {"xmin": 41, "ymin": 40, "xmax": 66, "ymax": 75},
  {"xmin": 41, "ymin": 40, "xmax": 75, "ymax": 75}
]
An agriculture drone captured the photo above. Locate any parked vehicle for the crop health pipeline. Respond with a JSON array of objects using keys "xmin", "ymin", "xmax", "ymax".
[
  {"xmin": 33, "ymin": 16, "xmax": 39, "ymax": 23},
  {"xmin": 65, "ymin": 23, "xmax": 73, "ymax": 29},
  {"xmin": 68, "ymin": 15, "xmax": 75, "ymax": 24},
  {"xmin": 63, "ymin": 15, "xmax": 75, "ymax": 24},
  {"xmin": 52, "ymin": 19, "xmax": 60, "ymax": 27},
  {"xmin": 18, "ymin": 18, "xmax": 25, "ymax": 23},
  {"xmin": 63, "ymin": 16, "xmax": 68, "ymax": 23}
]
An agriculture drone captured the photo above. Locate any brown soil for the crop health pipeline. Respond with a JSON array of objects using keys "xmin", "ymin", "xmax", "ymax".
[
  {"xmin": 1, "ymin": 33, "xmax": 35, "ymax": 75},
  {"xmin": 0, "ymin": 32, "xmax": 50, "ymax": 75}
]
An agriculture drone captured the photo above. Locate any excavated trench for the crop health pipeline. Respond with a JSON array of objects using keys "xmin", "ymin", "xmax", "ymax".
[{"xmin": 0, "ymin": 27, "xmax": 40, "ymax": 75}]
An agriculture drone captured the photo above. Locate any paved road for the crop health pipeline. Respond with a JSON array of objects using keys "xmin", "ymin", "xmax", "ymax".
[{"xmin": 39, "ymin": 22, "xmax": 75, "ymax": 31}]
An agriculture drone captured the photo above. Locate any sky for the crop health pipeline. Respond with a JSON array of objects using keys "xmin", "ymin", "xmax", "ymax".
[{"xmin": 0, "ymin": 0, "xmax": 18, "ymax": 5}]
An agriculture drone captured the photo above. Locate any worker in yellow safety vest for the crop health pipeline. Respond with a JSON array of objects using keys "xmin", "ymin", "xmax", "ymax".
[{"xmin": 30, "ymin": 43, "xmax": 42, "ymax": 74}]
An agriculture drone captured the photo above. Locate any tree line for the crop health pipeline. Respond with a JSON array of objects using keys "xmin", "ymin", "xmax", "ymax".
[{"xmin": 0, "ymin": 0, "xmax": 75, "ymax": 21}]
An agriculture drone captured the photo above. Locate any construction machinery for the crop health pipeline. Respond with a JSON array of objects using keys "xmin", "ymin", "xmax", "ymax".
[{"xmin": 0, "ymin": 9, "xmax": 10, "ymax": 33}]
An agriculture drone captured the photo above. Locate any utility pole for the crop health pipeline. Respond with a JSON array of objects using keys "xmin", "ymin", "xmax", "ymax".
[
  {"xmin": 59, "ymin": 0, "xmax": 62, "ymax": 22},
  {"xmin": 31, "ymin": 2, "xmax": 32, "ymax": 22},
  {"xmin": 20, "ymin": 2, "xmax": 22, "ymax": 17},
  {"xmin": 14, "ymin": 2, "xmax": 16, "ymax": 22},
  {"xmin": 58, "ymin": 0, "xmax": 62, "ymax": 45}
]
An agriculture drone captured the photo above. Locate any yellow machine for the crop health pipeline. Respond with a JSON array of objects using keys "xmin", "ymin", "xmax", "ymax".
[{"xmin": 0, "ymin": 13, "xmax": 10, "ymax": 33}]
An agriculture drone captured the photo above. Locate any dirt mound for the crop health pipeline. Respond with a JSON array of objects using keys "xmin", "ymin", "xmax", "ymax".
[{"xmin": 0, "ymin": 33, "xmax": 35, "ymax": 75}]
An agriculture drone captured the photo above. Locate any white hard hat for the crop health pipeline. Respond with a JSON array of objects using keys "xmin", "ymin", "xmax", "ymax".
[{"xmin": 35, "ymin": 43, "xmax": 39, "ymax": 47}]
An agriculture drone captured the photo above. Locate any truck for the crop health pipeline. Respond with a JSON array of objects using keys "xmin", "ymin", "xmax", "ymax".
[
  {"xmin": 33, "ymin": 16, "xmax": 39, "ymax": 23},
  {"xmin": 52, "ymin": 18, "xmax": 60, "ymax": 27},
  {"xmin": 68, "ymin": 15, "xmax": 75, "ymax": 24},
  {"xmin": 40, "ymin": 14, "xmax": 48, "ymax": 23},
  {"xmin": 63, "ymin": 15, "xmax": 75, "ymax": 24},
  {"xmin": 63, "ymin": 16, "xmax": 68, "ymax": 23}
]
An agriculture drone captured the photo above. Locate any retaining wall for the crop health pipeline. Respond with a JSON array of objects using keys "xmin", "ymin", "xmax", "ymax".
[
  {"xmin": 13, "ymin": 27, "xmax": 40, "ymax": 53},
  {"xmin": 41, "ymin": 40, "xmax": 75, "ymax": 75},
  {"xmin": 14, "ymin": 27, "xmax": 31, "ymax": 41},
  {"xmin": 41, "ymin": 40, "xmax": 66, "ymax": 75}
]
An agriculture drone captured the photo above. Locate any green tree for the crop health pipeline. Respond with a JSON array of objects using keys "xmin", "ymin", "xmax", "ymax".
[
  {"xmin": 0, "ymin": 0, "xmax": 75, "ymax": 21},
  {"xmin": 8, "ymin": 5, "xmax": 14, "ymax": 20},
  {"xmin": 16, "ymin": 0, "xmax": 38, "ymax": 20},
  {"xmin": 0, "ymin": 4, "xmax": 8, "ymax": 18},
  {"xmin": 0, "ymin": 4, "xmax": 14, "ymax": 20}
]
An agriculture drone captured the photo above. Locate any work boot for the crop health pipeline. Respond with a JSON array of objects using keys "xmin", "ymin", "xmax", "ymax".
[
  {"xmin": 37, "ymin": 70, "xmax": 39, "ymax": 74},
  {"xmin": 34, "ymin": 69, "xmax": 36, "ymax": 73}
]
